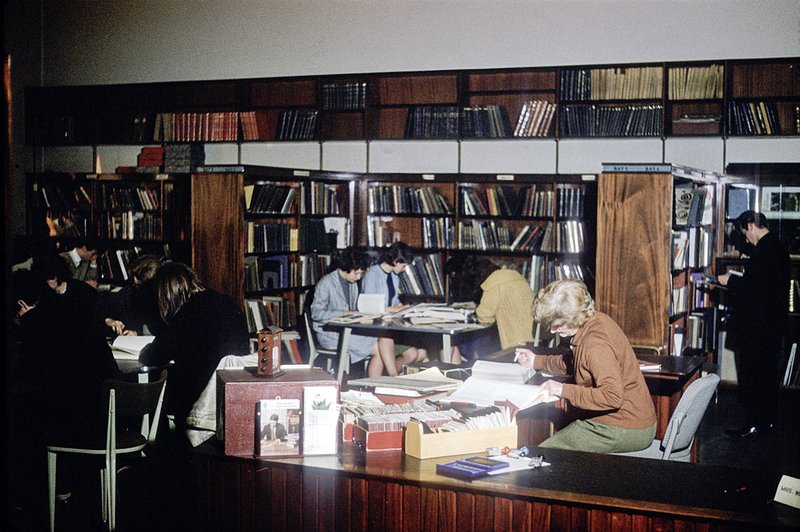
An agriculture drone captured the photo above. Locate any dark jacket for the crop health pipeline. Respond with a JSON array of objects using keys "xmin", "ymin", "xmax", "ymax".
[
  {"xmin": 726, "ymin": 231, "xmax": 790, "ymax": 351},
  {"xmin": 140, "ymin": 290, "xmax": 250, "ymax": 427}
]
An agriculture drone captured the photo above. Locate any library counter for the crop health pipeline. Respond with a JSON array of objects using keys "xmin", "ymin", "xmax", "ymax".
[{"xmin": 189, "ymin": 440, "xmax": 799, "ymax": 531}]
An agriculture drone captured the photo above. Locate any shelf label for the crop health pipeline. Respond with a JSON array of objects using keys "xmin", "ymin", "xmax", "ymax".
[
  {"xmin": 86, "ymin": 174, "xmax": 98, "ymax": 180},
  {"xmin": 422, "ymin": 174, "xmax": 435, "ymax": 181},
  {"xmin": 581, "ymin": 174, "xmax": 597, "ymax": 182},
  {"xmin": 156, "ymin": 174, "xmax": 169, "ymax": 180},
  {"xmin": 294, "ymin": 170, "xmax": 310, "ymax": 177},
  {"xmin": 496, "ymin": 174, "xmax": 515, "ymax": 181}
]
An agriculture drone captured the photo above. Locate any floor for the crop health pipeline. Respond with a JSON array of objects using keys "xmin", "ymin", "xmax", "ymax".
[{"xmin": 7, "ymin": 382, "xmax": 800, "ymax": 532}]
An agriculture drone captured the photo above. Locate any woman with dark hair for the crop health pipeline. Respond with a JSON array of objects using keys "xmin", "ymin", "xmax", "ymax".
[
  {"xmin": 310, "ymin": 247, "xmax": 388, "ymax": 377},
  {"xmin": 140, "ymin": 261, "xmax": 250, "ymax": 431},
  {"xmin": 360, "ymin": 242, "xmax": 426, "ymax": 374}
]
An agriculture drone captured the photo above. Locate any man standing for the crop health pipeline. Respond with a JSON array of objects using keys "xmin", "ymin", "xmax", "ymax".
[{"xmin": 717, "ymin": 210, "xmax": 790, "ymax": 438}]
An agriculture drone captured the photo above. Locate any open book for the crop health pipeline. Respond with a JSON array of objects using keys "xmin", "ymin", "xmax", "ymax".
[{"xmin": 110, "ymin": 335, "xmax": 155, "ymax": 360}]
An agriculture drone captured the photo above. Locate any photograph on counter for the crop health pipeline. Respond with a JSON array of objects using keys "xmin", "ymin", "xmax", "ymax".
[{"xmin": 255, "ymin": 398, "xmax": 301, "ymax": 457}]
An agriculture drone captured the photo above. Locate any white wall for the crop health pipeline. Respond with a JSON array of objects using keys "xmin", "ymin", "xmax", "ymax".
[{"xmin": 37, "ymin": 0, "xmax": 800, "ymax": 85}]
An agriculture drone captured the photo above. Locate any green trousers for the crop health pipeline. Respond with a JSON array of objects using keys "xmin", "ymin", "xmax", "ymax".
[{"xmin": 539, "ymin": 419, "xmax": 656, "ymax": 453}]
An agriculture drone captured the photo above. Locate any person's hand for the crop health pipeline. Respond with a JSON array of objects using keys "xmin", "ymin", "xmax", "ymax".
[
  {"xmin": 105, "ymin": 318, "xmax": 127, "ymax": 335},
  {"xmin": 16, "ymin": 300, "xmax": 33, "ymax": 318},
  {"xmin": 542, "ymin": 379, "xmax": 563, "ymax": 398},
  {"xmin": 717, "ymin": 273, "xmax": 729, "ymax": 286},
  {"xmin": 85, "ymin": 279, "xmax": 98, "ymax": 289},
  {"xmin": 120, "ymin": 329, "xmax": 138, "ymax": 336},
  {"xmin": 387, "ymin": 303, "xmax": 409, "ymax": 313},
  {"xmin": 514, "ymin": 347, "xmax": 535, "ymax": 368}
]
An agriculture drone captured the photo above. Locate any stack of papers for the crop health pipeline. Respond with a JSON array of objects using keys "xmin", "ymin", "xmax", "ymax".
[
  {"xmin": 471, "ymin": 360, "xmax": 534, "ymax": 384},
  {"xmin": 445, "ymin": 377, "xmax": 557, "ymax": 411},
  {"xmin": 638, "ymin": 361, "xmax": 662, "ymax": 372},
  {"xmin": 347, "ymin": 367, "xmax": 462, "ymax": 397}
]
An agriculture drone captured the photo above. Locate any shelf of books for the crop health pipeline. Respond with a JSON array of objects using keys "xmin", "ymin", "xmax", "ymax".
[
  {"xmin": 26, "ymin": 172, "xmax": 189, "ymax": 285},
  {"xmin": 666, "ymin": 63, "xmax": 725, "ymax": 136},
  {"xmin": 360, "ymin": 173, "xmax": 596, "ymax": 303},
  {"xmin": 597, "ymin": 164, "xmax": 720, "ymax": 358},
  {"xmin": 726, "ymin": 60, "xmax": 800, "ymax": 137},
  {"xmin": 236, "ymin": 167, "xmax": 354, "ymax": 334}
]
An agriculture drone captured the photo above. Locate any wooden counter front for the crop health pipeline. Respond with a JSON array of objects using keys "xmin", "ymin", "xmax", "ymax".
[{"xmin": 189, "ymin": 440, "xmax": 799, "ymax": 531}]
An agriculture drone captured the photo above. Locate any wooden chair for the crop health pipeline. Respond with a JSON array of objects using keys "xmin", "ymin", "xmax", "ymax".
[{"xmin": 47, "ymin": 370, "xmax": 167, "ymax": 531}]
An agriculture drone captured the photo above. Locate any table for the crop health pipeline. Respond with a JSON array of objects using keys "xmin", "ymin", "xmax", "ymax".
[
  {"xmin": 324, "ymin": 318, "xmax": 492, "ymax": 382},
  {"xmin": 189, "ymin": 440, "xmax": 800, "ymax": 531}
]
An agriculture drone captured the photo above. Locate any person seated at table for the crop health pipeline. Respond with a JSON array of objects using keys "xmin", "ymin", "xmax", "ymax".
[
  {"xmin": 360, "ymin": 242, "xmax": 427, "ymax": 375},
  {"xmin": 140, "ymin": 261, "xmax": 250, "ymax": 432},
  {"xmin": 474, "ymin": 258, "xmax": 535, "ymax": 350},
  {"xmin": 514, "ymin": 279, "xmax": 656, "ymax": 454},
  {"xmin": 310, "ymin": 247, "xmax": 392, "ymax": 377},
  {"xmin": 97, "ymin": 254, "xmax": 166, "ymax": 337},
  {"xmin": 59, "ymin": 235, "xmax": 105, "ymax": 288}
]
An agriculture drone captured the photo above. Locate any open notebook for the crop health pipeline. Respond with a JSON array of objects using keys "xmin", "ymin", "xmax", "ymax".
[{"xmin": 110, "ymin": 335, "xmax": 155, "ymax": 360}]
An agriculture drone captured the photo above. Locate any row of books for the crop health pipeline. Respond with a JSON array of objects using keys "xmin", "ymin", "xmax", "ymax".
[
  {"xmin": 726, "ymin": 100, "xmax": 781, "ymax": 136},
  {"xmin": 459, "ymin": 185, "xmax": 584, "ymax": 218},
  {"xmin": 523, "ymin": 255, "xmax": 591, "ymax": 295},
  {"xmin": 240, "ymin": 111, "xmax": 273, "ymax": 142},
  {"xmin": 246, "ymin": 222, "xmax": 299, "ymax": 254},
  {"xmin": 298, "ymin": 254, "xmax": 332, "ymax": 287},
  {"xmin": 321, "ymin": 82, "xmax": 367, "ymax": 111},
  {"xmin": 673, "ymin": 185, "xmax": 713, "ymax": 227},
  {"xmin": 422, "ymin": 217, "xmax": 454, "ymax": 249},
  {"xmin": 368, "ymin": 185, "xmax": 453, "ymax": 215},
  {"xmin": 244, "ymin": 255, "xmax": 293, "ymax": 291},
  {"xmin": 96, "ymin": 211, "xmax": 162, "ymax": 241},
  {"xmin": 36, "ymin": 183, "xmax": 92, "ymax": 212},
  {"xmin": 405, "ymin": 106, "xmax": 459, "ymax": 139},
  {"xmin": 277, "ymin": 109, "xmax": 318, "ymax": 141},
  {"xmin": 245, "ymin": 183, "xmax": 296, "ymax": 214},
  {"xmin": 672, "ymin": 227, "xmax": 713, "ymax": 270},
  {"xmin": 397, "ymin": 254, "xmax": 445, "ymax": 298},
  {"xmin": 454, "ymin": 220, "xmax": 585, "ymax": 254},
  {"xmin": 461, "ymin": 105, "xmax": 512, "ymax": 138},
  {"xmin": 560, "ymin": 104, "xmax": 663, "ymax": 137},
  {"xmin": 300, "ymin": 181, "xmax": 345, "ymax": 215},
  {"xmin": 513, "ymin": 100, "xmax": 557, "ymax": 137},
  {"xmin": 457, "ymin": 220, "xmax": 515, "ymax": 251},
  {"xmin": 94, "ymin": 186, "xmax": 161, "ymax": 212},
  {"xmin": 97, "ymin": 246, "xmax": 144, "ymax": 282},
  {"xmin": 668, "ymin": 65, "xmax": 724, "ymax": 100},
  {"xmin": 163, "ymin": 144, "xmax": 205, "ymax": 173},
  {"xmin": 560, "ymin": 67, "xmax": 663, "ymax": 101},
  {"xmin": 153, "ymin": 112, "xmax": 240, "ymax": 142},
  {"xmin": 244, "ymin": 296, "xmax": 297, "ymax": 332}
]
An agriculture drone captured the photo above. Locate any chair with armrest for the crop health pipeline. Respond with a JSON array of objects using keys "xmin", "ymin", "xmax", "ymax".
[
  {"xmin": 613, "ymin": 372, "xmax": 720, "ymax": 462},
  {"xmin": 47, "ymin": 369, "xmax": 168, "ymax": 531}
]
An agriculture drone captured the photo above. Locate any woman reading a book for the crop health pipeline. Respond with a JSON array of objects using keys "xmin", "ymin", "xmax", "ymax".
[
  {"xmin": 514, "ymin": 279, "xmax": 656, "ymax": 453},
  {"xmin": 311, "ymin": 247, "xmax": 392, "ymax": 377},
  {"xmin": 360, "ymin": 242, "xmax": 427, "ymax": 375}
]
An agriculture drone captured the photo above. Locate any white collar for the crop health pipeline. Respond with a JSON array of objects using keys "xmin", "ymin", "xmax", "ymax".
[{"xmin": 66, "ymin": 248, "xmax": 81, "ymax": 266}]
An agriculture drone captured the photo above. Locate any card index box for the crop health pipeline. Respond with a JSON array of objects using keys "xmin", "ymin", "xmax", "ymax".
[{"xmin": 217, "ymin": 367, "xmax": 337, "ymax": 457}]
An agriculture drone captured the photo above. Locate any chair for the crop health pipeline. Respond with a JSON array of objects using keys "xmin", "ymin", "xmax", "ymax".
[
  {"xmin": 304, "ymin": 312, "xmax": 338, "ymax": 374},
  {"xmin": 47, "ymin": 370, "xmax": 168, "ymax": 531},
  {"xmin": 614, "ymin": 372, "xmax": 720, "ymax": 462}
]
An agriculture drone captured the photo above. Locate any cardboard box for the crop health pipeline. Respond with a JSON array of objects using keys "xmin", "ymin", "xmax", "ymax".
[
  {"xmin": 404, "ymin": 419, "xmax": 518, "ymax": 459},
  {"xmin": 217, "ymin": 366, "xmax": 337, "ymax": 457}
]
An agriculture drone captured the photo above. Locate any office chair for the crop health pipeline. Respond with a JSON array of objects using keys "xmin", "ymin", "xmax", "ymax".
[
  {"xmin": 47, "ymin": 370, "xmax": 168, "ymax": 531},
  {"xmin": 614, "ymin": 372, "xmax": 720, "ymax": 462}
]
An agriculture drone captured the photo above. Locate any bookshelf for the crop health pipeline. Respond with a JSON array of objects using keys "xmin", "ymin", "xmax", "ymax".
[
  {"xmin": 357, "ymin": 172, "xmax": 596, "ymax": 302},
  {"xmin": 26, "ymin": 172, "xmax": 190, "ymax": 284},
  {"xmin": 25, "ymin": 58, "xmax": 799, "ymax": 147},
  {"xmin": 596, "ymin": 164, "xmax": 720, "ymax": 358}
]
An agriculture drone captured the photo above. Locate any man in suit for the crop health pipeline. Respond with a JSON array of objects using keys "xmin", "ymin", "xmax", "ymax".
[{"xmin": 717, "ymin": 210, "xmax": 790, "ymax": 438}]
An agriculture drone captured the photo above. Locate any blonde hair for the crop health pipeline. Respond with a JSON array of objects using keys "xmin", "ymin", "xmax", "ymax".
[{"xmin": 532, "ymin": 279, "xmax": 595, "ymax": 329}]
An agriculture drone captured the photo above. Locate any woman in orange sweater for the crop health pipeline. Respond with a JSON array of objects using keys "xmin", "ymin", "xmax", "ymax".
[{"xmin": 514, "ymin": 279, "xmax": 656, "ymax": 453}]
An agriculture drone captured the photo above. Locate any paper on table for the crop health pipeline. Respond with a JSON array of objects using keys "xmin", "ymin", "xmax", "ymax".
[
  {"xmin": 111, "ymin": 335, "xmax": 155, "ymax": 359},
  {"xmin": 486, "ymin": 455, "xmax": 551, "ymax": 475},
  {"xmin": 471, "ymin": 360, "xmax": 534, "ymax": 384}
]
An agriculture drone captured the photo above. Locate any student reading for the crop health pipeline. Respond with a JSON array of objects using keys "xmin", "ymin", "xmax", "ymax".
[
  {"xmin": 360, "ymin": 242, "xmax": 426, "ymax": 375},
  {"xmin": 515, "ymin": 279, "xmax": 656, "ymax": 453},
  {"xmin": 311, "ymin": 247, "xmax": 390, "ymax": 376}
]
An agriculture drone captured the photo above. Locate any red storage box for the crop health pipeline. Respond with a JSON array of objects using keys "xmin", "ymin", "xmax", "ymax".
[
  {"xmin": 217, "ymin": 367, "xmax": 337, "ymax": 457},
  {"xmin": 351, "ymin": 424, "xmax": 404, "ymax": 452}
]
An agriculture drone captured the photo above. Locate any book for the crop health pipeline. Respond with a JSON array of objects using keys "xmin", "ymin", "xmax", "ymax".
[
  {"xmin": 302, "ymin": 386, "xmax": 338, "ymax": 455},
  {"xmin": 110, "ymin": 335, "xmax": 155, "ymax": 359}
]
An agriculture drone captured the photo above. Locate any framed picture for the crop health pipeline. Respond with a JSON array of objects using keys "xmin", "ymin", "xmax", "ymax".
[
  {"xmin": 761, "ymin": 187, "xmax": 800, "ymax": 219},
  {"xmin": 255, "ymin": 398, "xmax": 301, "ymax": 457}
]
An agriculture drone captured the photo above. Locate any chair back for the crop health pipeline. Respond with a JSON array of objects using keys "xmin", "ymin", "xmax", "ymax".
[
  {"xmin": 661, "ymin": 373, "xmax": 720, "ymax": 460},
  {"xmin": 103, "ymin": 370, "xmax": 168, "ymax": 443},
  {"xmin": 304, "ymin": 313, "xmax": 320, "ymax": 365}
]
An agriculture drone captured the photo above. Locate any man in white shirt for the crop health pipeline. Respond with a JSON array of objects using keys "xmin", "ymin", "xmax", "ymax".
[{"xmin": 59, "ymin": 237, "xmax": 103, "ymax": 288}]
